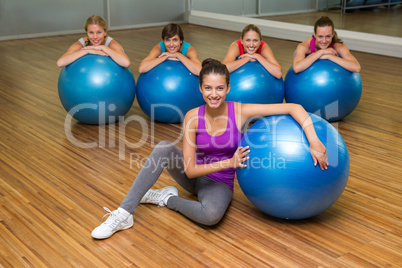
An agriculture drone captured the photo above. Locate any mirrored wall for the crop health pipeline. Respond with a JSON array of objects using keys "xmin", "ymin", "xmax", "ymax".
[{"xmin": 189, "ymin": 0, "xmax": 402, "ymax": 37}]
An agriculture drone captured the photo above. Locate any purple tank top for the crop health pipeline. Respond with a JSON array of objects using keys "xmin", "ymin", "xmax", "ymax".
[
  {"xmin": 196, "ymin": 101, "xmax": 243, "ymax": 191},
  {"xmin": 310, "ymin": 37, "xmax": 335, "ymax": 53}
]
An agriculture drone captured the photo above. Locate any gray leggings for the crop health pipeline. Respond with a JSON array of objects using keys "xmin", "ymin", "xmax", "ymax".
[{"xmin": 120, "ymin": 141, "xmax": 233, "ymax": 226}]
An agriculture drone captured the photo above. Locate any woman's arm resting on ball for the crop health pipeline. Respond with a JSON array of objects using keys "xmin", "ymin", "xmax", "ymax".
[
  {"xmin": 321, "ymin": 43, "xmax": 361, "ymax": 73},
  {"xmin": 173, "ymin": 46, "xmax": 201, "ymax": 75},
  {"xmin": 253, "ymin": 44, "xmax": 282, "ymax": 79},
  {"xmin": 138, "ymin": 44, "xmax": 167, "ymax": 73},
  {"xmin": 293, "ymin": 41, "xmax": 322, "ymax": 73},
  {"xmin": 239, "ymin": 103, "xmax": 328, "ymax": 170},
  {"xmin": 87, "ymin": 40, "xmax": 130, "ymax": 68},
  {"xmin": 57, "ymin": 40, "xmax": 130, "ymax": 68},
  {"xmin": 222, "ymin": 42, "xmax": 250, "ymax": 73},
  {"xmin": 57, "ymin": 42, "xmax": 89, "ymax": 68}
]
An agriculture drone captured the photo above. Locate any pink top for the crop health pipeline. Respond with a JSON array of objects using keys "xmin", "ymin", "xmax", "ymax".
[{"xmin": 196, "ymin": 101, "xmax": 243, "ymax": 191}]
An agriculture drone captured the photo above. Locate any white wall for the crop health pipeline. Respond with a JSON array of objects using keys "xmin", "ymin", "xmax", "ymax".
[
  {"xmin": 0, "ymin": 0, "xmax": 187, "ymax": 40},
  {"xmin": 0, "ymin": 0, "xmax": 341, "ymax": 40},
  {"xmin": 190, "ymin": 0, "xmax": 257, "ymax": 16},
  {"xmin": 109, "ymin": 0, "xmax": 186, "ymax": 29}
]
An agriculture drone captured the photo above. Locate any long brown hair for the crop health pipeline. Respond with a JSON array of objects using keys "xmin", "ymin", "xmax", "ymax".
[
  {"xmin": 84, "ymin": 15, "xmax": 108, "ymax": 46},
  {"xmin": 313, "ymin": 16, "xmax": 343, "ymax": 44}
]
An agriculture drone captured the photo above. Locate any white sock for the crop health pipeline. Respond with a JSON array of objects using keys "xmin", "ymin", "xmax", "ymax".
[{"xmin": 117, "ymin": 207, "xmax": 130, "ymax": 217}]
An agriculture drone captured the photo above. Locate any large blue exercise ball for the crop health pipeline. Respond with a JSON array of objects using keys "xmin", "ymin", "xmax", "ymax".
[
  {"xmin": 285, "ymin": 59, "xmax": 362, "ymax": 122},
  {"xmin": 347, "ymin": 0, "xmax": 365, "ymax": 6},
  {"xmin": 136, "ymin": 60, "xmax": 204, "ymax": 123},
  {"xmin": 364, "ymin": 0, "xmax": 381, "ymax": 10},
  {"xmin": 236, "ymin": 114, "xmax": 350, "ymax": 220},
  {"xmin": 58, "ymin": 54, "xmax": 135, "ymax": 125},
  {"xmin": 227, "ymin": 61, "xmax": 284, "ymax": 104},
  {"xmin": 346, "ymin": 0, "xmax": 365, "ymax": 11}
]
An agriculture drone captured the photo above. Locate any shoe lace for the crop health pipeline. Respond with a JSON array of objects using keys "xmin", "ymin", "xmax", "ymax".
[
  {"xmin": 101, "ymin": 207, "xmax": 121, "ymax": 229},
  {"xmin": 146, "ymin": 191, "xmax": 165, "ymax": 206}
]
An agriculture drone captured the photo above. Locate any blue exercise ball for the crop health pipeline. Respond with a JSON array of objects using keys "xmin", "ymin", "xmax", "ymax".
[
  {"xmin": 58, "ymin": 54, "xmax": 135, "ymax": 125},
  {"xmin": 136, "ymin": 60, "xmax": 204, "ymax": 123},
  {"xmin": 347, "ymin": 0, "xmax": 365, "ymax": 6},
  {"xmin": 236, "ymin": 114, "xmax": 350, "ymax": 220},
  {"xmin": 227, "ymin": 61, "xmax": 284, "ymax": 104},
  {"xmin": 284, "ymin": 59, "xmax": 362, "ymax": 122},
  {"xmin": 364, "ymin": 0, "xmax": 381, "ymax": 10},
  {"xmin": 346, "ymin": 0, "xmax": 365, "ymax": 11}
]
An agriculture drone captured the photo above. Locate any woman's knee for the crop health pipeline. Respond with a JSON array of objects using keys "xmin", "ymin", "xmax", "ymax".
[
  {"xmin": 200, "ymin": 207, "xmax": 225, "ymax": 226},
  {"xmin": 155, "ymin": 140, "xmax": 173, "ymax": 150},
  {"xmin": 153, "ymin": 141, "xmax": 177, "ymax": 156}
]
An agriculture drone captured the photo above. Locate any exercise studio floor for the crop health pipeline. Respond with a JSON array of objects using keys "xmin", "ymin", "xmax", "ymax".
[{"xmin": 0, "ymin": 21, "xmax": 401, "ymax": 267}]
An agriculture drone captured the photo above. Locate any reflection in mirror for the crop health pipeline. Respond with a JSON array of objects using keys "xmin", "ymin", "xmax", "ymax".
[
  {"xmin": 257, "ymin": 5, "xmax": 401, "ymax": 37},
  {"xmin": 188, "ymin": 1, "xmax": 401, "ymax": 57}
]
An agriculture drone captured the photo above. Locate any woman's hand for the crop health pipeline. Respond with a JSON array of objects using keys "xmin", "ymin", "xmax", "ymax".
[
  {"xmin": 231, "ymin": 146, "xmax": 250, "ymax": 168},
  {"xmin": 310, "ymin": 140, "xmax": 328, "ymax": 170},
  {"xmin": 158, "ymin": 52, "xmax": 180, "ymax": 61},
  {"xmin": 319, "ymin": 47, "xmax": 338, "ymax": 59},
  {"xmin": 238, "ymin": 53, "xmax": 256, "ymax": 62},
  {"xmin": 81, "ymin": 46, "xmax": 108, "ymax": 56}
]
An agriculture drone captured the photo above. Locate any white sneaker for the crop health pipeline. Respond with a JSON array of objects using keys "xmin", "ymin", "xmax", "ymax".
[
  {"xmin": 91, "ymin": 207, "xmax": 133, "ymax": 239},
  {"xmin": 140, "ymin": 186, "xmax": 178, "ymax": 207}
]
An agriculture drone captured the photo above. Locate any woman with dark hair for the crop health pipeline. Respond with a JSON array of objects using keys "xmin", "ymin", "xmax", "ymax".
[
  {"xmin": 91, "ymin": 58, "xmax": 328, "ymax": 240},
  {"xmin": 57, "ymin": 15, "xmax": 130, "ymax": 68},
  {"xmin": 138, "ymin": 23, "xmax": 201, "ymax": 75},
  {"xmin": 222, "ymin": 24, "xmax": 282, "ymax": 78},
  {"xmin": 293, "ymin": 16, "xmax": 361, "ymax": 73}
]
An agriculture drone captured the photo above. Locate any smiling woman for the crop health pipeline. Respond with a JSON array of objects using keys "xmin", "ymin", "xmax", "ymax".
[
  {"xmin": 56, "ymin": 15, "xmax": 130, "ymax": 68},
  {"xmin": 222, "ymin": 24, "xmax": 282, "ymax": 79},
  {"xmin": 138, "ymin": 23, "xmax": 202, "ymax": 75},
  {"xmin": 292, "ymin": 16, "xmax": 361, "ymax": 73},
  {"xmin": 91, "ymin": 58, "xmax": 328, "ymax": 240}
]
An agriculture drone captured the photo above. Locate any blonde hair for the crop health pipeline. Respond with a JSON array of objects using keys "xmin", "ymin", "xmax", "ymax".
[{"xmin": 84, "ymin": 15, "xmax": 108, "ymax": 46}]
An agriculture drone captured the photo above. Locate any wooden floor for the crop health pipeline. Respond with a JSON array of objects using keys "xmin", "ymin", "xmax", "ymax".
[
  {"xmin": 259, "ymin": 6, "xmax": 402, "ymax": 37},
  {"xmin": 0, "ymin": 22, "xmax": 401, "ymax": 267}
]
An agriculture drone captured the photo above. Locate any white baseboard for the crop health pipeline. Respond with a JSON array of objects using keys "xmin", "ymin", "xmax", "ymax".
[
  {"xmin": 0, "ymin": 30, "xmax": 83, "ymax": 41},
  {"xmin": 188, "ymin": 10, "xmax": 402, "ymax": 58},
  {"xmin": 108, "ymin": 20, "xmax": 187, "ymax": 31}
]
